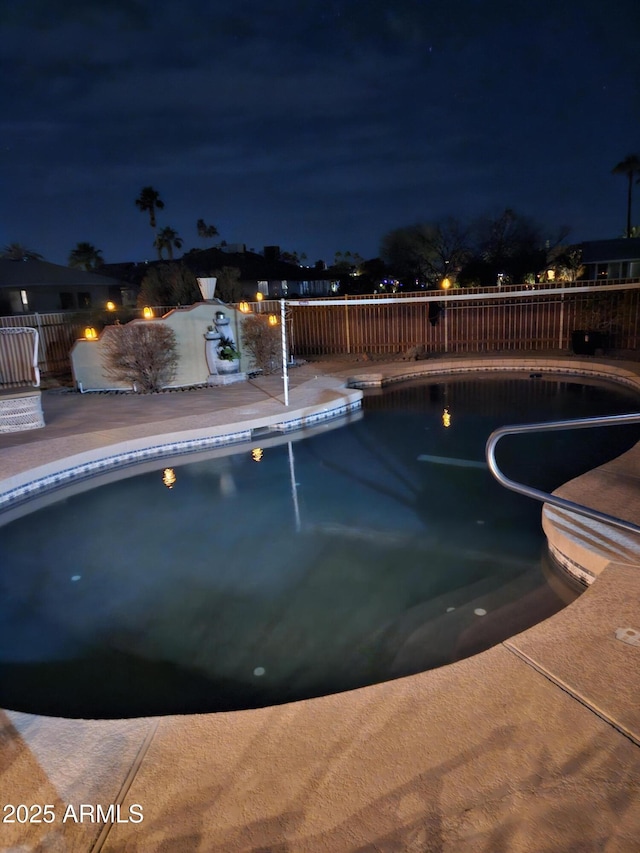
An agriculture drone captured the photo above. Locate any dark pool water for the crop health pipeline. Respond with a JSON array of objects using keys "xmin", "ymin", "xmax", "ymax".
[{"xmin": 0, "ymin": 375, "xmax": 638, "ymax": 718}]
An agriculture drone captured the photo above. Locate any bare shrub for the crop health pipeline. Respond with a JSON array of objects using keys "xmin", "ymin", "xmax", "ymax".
[
  {"xmin": 241, "ymin": 314, "xmax": 281, "ymax": 374},
  {"xmin": 102, "ymin": 323, "xmax": 178, "ymax": 391}
]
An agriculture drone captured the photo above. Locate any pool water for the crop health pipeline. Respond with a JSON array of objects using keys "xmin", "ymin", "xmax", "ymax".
[{"xmin": 0, "ymin": 375, "xmax": 638, "ymax": 718}]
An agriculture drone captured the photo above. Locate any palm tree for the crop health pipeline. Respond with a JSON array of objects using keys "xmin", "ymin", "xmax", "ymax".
[
  {"xmin": 196, "ymin": 218, "xmax": 219, "ymax": 243},
  {"xmin": 154, "ymin": 226, "xmax": 183, "ymax": 260},
  {"xmin": 135, "ymin": 186, "xmax": 165, "ymax": 230},
  {"xmin": 68, "ymin": 242, "xmax": 104, "ymax": 271},
  {"xmin": 1, "ymin": 242, "xmax": 43, "ymax": 261},
  {"xmin": 612, "ymin": 154, "xmax": 640, "ymax": 238}
]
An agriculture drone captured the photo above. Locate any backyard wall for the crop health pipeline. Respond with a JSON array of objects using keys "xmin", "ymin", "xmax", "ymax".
[{"xmin": 70, "ymin": 302, "xmax": 251, "ymax": 391}]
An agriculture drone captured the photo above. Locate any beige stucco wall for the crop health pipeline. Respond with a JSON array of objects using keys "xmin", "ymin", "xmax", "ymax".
[{"xmin": 70, "ymin": 301, "xmax": 252, "ymax": 391}]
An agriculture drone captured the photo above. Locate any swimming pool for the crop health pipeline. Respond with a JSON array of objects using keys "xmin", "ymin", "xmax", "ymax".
[{"xmin": 0, "ymin": 374, "xmax": 638, "ymax": 718}]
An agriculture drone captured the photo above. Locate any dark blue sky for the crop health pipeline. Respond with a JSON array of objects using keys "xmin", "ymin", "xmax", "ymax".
[{"xmin": 1, "ymin": 0, "xmax": 639, "ymax": 266}]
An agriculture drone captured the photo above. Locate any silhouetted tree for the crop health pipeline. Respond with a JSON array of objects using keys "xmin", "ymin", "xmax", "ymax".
[
  {"xmin": 612, "ymin": 154, "xmax": 640, "ymax": 238},
  {"xmin": 68, "ymin": 242, "xmax": 104, "ymax": 271},
  {"xmin": 2, "ymin": 242, "xmax": 43, "ymax": 261},
  {"xmin": 196, "ymin": 218, "xmax": 219, "ymax": 243},
  {"xmin": 154, "ymin": 226, "xmax": 183, "ymax": 260},
  {"xmin": 138, "ymin": 262, "xmax": 199, "ymax": 305},
  {"xmin": 212, "ymin": 266, "xmax": 243, "ymax": 303},
  {"xmin": 380, "ymin": 219, "xmax": 470, "ymax": 287},
  {"xmin": 135, "ymin": 186, "xmax": 165, "ymax": 230}
]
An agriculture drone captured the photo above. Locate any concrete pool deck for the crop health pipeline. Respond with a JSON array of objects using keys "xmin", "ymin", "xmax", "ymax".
[{"xmin": 0, "ymin": 354, "xmax": 639, "ymax": 852}]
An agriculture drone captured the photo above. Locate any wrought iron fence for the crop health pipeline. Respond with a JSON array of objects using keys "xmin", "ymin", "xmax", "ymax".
[
  {"xmin": 2, "ymin": 285, "xmax": 639, "ymax": 380},
  {"xmin": 243, "ymin": 282, "xmax": 640, "ymax": 357}
]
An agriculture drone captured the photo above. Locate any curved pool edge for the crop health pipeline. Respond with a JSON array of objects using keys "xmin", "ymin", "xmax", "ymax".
[
  {"xmin": 343, "ymin": 353, "xmax": 640, "ymax": 395},
  {"xmin": 1, "ymin": 355, "xmax": 640, "ymax": 851},
  {"xmin": 0, "ymin": 375, "xmax": 362, "ymax": 510}
]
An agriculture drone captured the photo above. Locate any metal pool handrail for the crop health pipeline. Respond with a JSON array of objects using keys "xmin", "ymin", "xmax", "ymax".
[{"xmin": 485, "ymin": 413, "xmax": 640, "ymax": 536}]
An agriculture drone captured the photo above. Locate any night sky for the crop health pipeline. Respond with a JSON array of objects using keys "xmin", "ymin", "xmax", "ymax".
[{"xmin": 2, "ymin": 0, "xmax": 639, "ymax": 267}]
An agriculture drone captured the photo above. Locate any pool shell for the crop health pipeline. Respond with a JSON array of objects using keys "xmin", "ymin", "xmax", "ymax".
[
  {"xmin": 2, "ymin": 355, "xmax": 639, "ymax": 585},
  {"xmin": 1, "ymin": 354, "xmax": 639, "ymax": 853}
]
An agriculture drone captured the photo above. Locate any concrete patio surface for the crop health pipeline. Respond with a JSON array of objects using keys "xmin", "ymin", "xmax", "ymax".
[{"xmin": 0, "ymin": 355, "xmax": 639, "ymax": 852}]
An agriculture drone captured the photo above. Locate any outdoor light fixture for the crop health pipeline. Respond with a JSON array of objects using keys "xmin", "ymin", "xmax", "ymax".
[
  {"xmin": 143, "ymin": 306, "xmax": 154, "ymax": 319},
  {"xmin": 441, "ymin": 278, "xmax": 451, "ymax": 290},
  {"xmin": 84, "ymin": 327, "xmax": 98, "ymax": 340},
  {"xmin": 106, "ymin": 301, "xmax": 116, "ymax": 311},
  {"xmin": 239, "ymin": 301, "xmax": 250, "ymax": 313},
  {"xmin": 252, "ymin": 448, "xmax": 264, "ymax": 462},
  {"xmin": 442, "ymin": 407, "xmax": 452, "ymax": 428},
  {"xmin": 268, "ymin": 314, "xmax": 278, "ymax": 326},
  {"xmin": 162, "ymin": 468, "xmax": 177, "ymax": 489},
  {"xmin": 255, "ymin": 292, "xmax": 264, "ymax": 302}
]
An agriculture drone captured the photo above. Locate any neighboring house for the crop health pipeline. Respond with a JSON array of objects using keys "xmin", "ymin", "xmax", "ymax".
[
  {"xmin": 0, "ymin": 259, "xmax": 127, "ymax": 315},
  {"xmin": 181, "ymin": 246, "xmax": 337, "ymax": 299},
  {"xmin": 579, "ymin": 238, "xmax": 640, "ymax": 281}
]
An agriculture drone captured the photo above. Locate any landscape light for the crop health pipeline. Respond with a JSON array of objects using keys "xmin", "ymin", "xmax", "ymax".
[
  {"xmin": 255, "ymin": 292, "xmax": 264, "ymax": 302},
  {"xmin": 84, "ymin": 327, "xmax": 97, "ymax": 340},
  {"xmin": 143, "ymin": 307, "xmax": 154, "ymax": 319},
  {"xmin": 239, "ymin": 301, "xmax": 250, "ymax": 313},
  {"xmin": 106, "ymin": 301, "xmax": 116, "ymax": 311},
  {"xmin": 441, "ymin": 278, "xmax": 451, "ymax": 290},
  {"xmin": 268, "ymin": 314, "xmax": 278, "ymax": 326}
]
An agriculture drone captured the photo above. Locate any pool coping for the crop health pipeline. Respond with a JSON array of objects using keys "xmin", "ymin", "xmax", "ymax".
[
  {"xmin": 0, "ymin": 374, "xmax": 363, "ymax": 509},
  {"xmin": 1, "ymin": 354, "xmax": 639, "ymax": 852}
]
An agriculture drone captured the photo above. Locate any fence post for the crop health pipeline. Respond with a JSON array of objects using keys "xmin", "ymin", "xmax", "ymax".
[
  {"xmin": 34, "ymin": 312, "xmax": 50, "ymax": 373},
  {"xmin": 558, "ymin": 294, "xmax": 565, "ymax": 350},
  {"xmin": 344, "ymin": 293, "xmax": 351, "ymax": 354}
]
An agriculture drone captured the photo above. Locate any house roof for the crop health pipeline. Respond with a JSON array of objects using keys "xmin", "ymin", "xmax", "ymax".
[
  {"xmin": 580, "ymin": 238, "xmax": 640, "ymax": 263},
  {"xmin": 0, "ymin": 259, "xmax": 124, "ymax": 288},
  {"xmin": 180, "ymin": 248, "xmax": 333, "ymax": 282}
]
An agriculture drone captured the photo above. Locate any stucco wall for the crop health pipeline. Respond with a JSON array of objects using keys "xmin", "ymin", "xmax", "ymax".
[{"xmin": 70, "ymin": 301, "xmax": 252, "ymax": 390}]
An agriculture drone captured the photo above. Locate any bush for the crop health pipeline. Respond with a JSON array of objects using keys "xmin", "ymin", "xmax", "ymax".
[
  {"xmin": 102, "ymin": 323, "xmax": 178, "ymax": 391},
  {"xmin": 241, "ymin": 314, "xmax": 282, "ymax": 374}
]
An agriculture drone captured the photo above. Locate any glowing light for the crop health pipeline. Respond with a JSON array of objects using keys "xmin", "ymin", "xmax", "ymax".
[
  {"xmin": 84, "ymin": 327, "xmax": 98, "ymax": 340},
  {"xmin": 442, "ymin": 407, "xmax": 452, "ymax": 428},
  {"xmin": 162, "ymin": 468, "xmax": 176, "ymax": 489},
  {"xmin": 255, "ymin": 292, "xmax": 264, "ymax": 302},
  {"xmin": 268, "ymin": 314, "xmax": 278, "ymax": 326},
  {"xmin": 252, "ymin": 448, "xmax": 263, "ymax": 462},
  {"xmin": 441, "ymin": 277, "xmax": 451, "ymax": 290},
  {"xmin": 239, "ymin": 301, "xmax": 250, "ymax": 313},
  {"xmin": 106, "ymin": 301, "xmax": 116, "ymax": 311},
  {"xmin": 143, "ymin": 306, "xmax": 154, "ymax": 319}
]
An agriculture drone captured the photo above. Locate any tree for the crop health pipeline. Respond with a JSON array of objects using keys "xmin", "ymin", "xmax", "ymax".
[
  {"xmin": 1, "ymin": 242, "xmax": 43, "ymax": 261},
  {"xmin": 135, "ymin": 186, "xmax": 165, "ymax": 230},
  {"xmin": 196, "ymin": 218, "xmax": 219, "ymax": 243},
  {"xmin": 212, "ymin": 266, "xmax": 243, "ymax": 303},
  {"xmin": 102, "ymin": 322, "xmax": 178, "ymax": 392},
  {"xmin": 380, "ymin": 219, "xmax": 470, "ymax": 287},
  {"xmin": 458, "ymin": 209, "xmax": 549, "ymax": 287},
  {"xmin": 154, "ymin": 226, "xmax": 183, "ymax": 260},
  {"xmin": 138, "ymin": 262, "xmax": 199, "ymax": 306},
  {"xmin": 68, "ymin": 242, "xmax": 104, "ymax": 271},
  {"xmin": 612, "ymin": 154, "xmax": 640, "ymax": 238}
]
